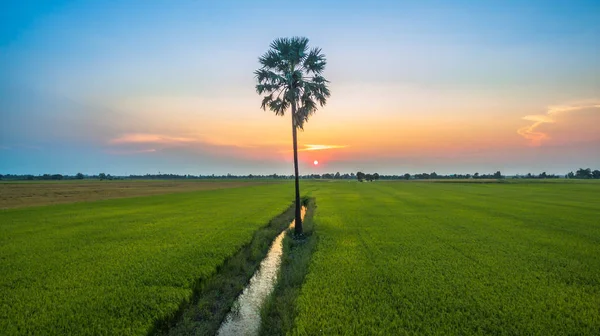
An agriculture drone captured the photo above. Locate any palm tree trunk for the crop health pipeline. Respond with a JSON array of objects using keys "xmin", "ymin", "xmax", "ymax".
[{"xmin": 291, "ymin": 101, "xmax": 303, "ymax": 235}]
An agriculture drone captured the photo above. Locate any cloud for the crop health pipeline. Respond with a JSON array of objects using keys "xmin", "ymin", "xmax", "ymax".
[
  {"xmin": 518, "ymin": 101, "xmax": 600, "ymax": 146},
  {"xmin": 106, "ymin": 133, "xmax": 272, "ymax": 160},
  {"xmin": 279, "ymin": 144, "xmax": 348, "ymax": 153},
  {"xmin": 109, "ymin": 133, "xmax": 197, "ymax": 145},
  {"xmin": 108, "ymin": 133, "xmax": 257, "ymax": 148},
  {"xmin": 296, "ymin": 144, "xmax": 348, "ymax": 152},
  {"xmin": 107, "ymin": 133, "xmax": 197, "ymax": 155}
]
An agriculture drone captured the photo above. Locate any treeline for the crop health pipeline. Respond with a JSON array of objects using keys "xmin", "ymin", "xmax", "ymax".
[
  {"xmin": 566, "ymin": 168, "xmax": 600, "ymax": 179},
  {"xmin": 0, "ymin": 173, "xmax": 93, "ymax": 181},
  {"xmin": 356, "ymin": 172, "xmax": 379, "ymax": 181},
  {"xmin": 1, "ymin": 168, "xmax": 599, "ymax": 181},
  {"xmin": 355, "ymin": 171, "xmax": 504, "ymax": 181},
  {"xmin": 513, "ymin": 172, "xmax": 562, "ymax": 179}
]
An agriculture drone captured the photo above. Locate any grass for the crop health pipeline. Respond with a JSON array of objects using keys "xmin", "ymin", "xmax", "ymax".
[
  {"xmin": 288, "ymin": 181, "xmax": 600, "ymax": 335},
  {"xmin": 0, "ymin": 183, "xmax": 293, "ymax": 335}
]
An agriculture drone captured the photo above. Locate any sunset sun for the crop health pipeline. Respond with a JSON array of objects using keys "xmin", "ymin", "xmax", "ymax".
[{"xmin": 313, "ymin": 160, "xmax": 319, "ymax": 165}]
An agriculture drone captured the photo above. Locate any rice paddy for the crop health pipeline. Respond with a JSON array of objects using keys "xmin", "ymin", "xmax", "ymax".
[
  {"xmin": 0, "ymin": 183, "xmax": 292, "ymax": 335},
  {"xmin": 292, "ymin": 181, "xmax": 600, "ymax": 334},
  {"xmin": 2, "ymin": 180, "xmax": 599, "ymax": 335}
]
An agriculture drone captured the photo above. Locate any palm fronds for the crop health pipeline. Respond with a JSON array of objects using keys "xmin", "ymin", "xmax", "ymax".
[{"xmin": 255, "ymin": 37, "xmax": 330, "ymax": 129}]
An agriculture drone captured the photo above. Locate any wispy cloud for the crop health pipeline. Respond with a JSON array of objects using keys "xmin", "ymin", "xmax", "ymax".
[
  {"xmin": 109, "ymin": 133, "xmax": 197, "ymax": 145},
  {"xmin": 300, "ymin": 144, "xmax": 348, "ymax": 151},
  {"xmin": 518, "ymin": 101, "xmax": 600, "ymax": 146},
  {"xmin": 106, "ymin": 133, "xmax": 267, "ymax": 158},
  {"xmin": 106, "ymin": 133, "xmax": 195, "ymax": 155}
]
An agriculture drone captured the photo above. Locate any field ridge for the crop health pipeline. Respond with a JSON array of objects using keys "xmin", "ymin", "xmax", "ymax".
[
  {"xmin": 259, "ymin": 197, "xmax": 317, "ymax": 335},
  {"xmin": 162, "ymin": 201, "xmax": 297, "ymax": 336}
]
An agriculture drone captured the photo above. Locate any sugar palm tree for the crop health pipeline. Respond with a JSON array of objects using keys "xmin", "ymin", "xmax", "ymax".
[{"xmin": 255, "ymin": 37, "xmax": 330, "ymax": 235}]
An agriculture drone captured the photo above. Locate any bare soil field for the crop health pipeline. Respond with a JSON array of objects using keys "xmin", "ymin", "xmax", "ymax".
[{"xmin": 0, "ymin": 180, "xmax": 273, "ymax": 209}]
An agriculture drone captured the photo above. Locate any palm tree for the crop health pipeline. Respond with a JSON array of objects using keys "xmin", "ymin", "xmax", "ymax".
[{"xmin": 255, "ymin": 37, "xmax": 330, "ymax": 235}]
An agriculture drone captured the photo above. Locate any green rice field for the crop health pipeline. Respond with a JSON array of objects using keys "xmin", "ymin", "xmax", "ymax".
[
  {"xmin": 0, "ymin": 183, "xmax": 292, "ymax": 335},
  {"xmin": 1, "ymin": 180, "xmax": 600, "ymax": 335},
  {"xmin": 293, "ymin": 181, "xmax": 600, "ymax": 334}
]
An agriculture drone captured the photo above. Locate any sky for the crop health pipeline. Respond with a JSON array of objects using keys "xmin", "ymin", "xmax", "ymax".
[{"xmin": 1, "ymin": 0, "xmax": 599, "ymax": 176}]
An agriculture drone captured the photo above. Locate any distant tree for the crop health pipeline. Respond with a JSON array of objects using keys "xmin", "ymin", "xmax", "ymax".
[
  {"xmin": 539, "ymin": 172, "xmax": 547, "ymax": 179},
  {"xmin": 99, "ymin": 173, "xmax": 107, "ymax": 180},
  {"xmin": 0, "ymin": 174, "xmax": 3, "ymax": 180},
  {"xmin": 526, "ymin": 173, "xmax": 533, "ymax": 179},
  {"xmin": 575, "ymin": 168, "xmax": 592, "ymax": 179},
  {"xmin": 593, "ymin": 170, "xmax": 600, "ymax": 179},
  {"xmin": 473, "ymin": 172, "xmax": 479, "ymax": 179},
  {"xmin": 373, "ymin": 173, "xmax": 379, "ymax": 181},
  {"xmin": 493, "ymin": 171, "xmax": 502, "ymax": 179},
  {"xmin": 403, "ymin": 173, "xmax": 410, "ymax": 180},
  {"xmin": 567, "ymin": 171, "xmax": 575, "ymax": 179},
  {"xmin": 356, "ymin": 171, "xmax": 365, "ymax": 182},
  {"xmin": 76, "ymin": 172, "xmax": 84, "ymax": 180},
  {"xmin": 335, "ymin": 172, "xmax": 341, "ymax": 179},
  {"xmin": 255, "ymin": 37, "xmax": 330, "ymax": 235}
]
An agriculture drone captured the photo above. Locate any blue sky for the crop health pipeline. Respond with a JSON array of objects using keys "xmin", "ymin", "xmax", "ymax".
[{"xmin": 1, "ymin": 0, "xmax": 599, "ymax": 175}]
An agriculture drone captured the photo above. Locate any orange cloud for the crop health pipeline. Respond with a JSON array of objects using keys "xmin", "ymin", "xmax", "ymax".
[
  {"xmin": 106, "ymin": 132, "xmax": 283, "ymax": 160},
  {"xmin": 518, "ymin": 101, "xmax": 600, "ymax": 146},
  {"xmin": 302, "ymin": 144, "xmax": 348, "ymax": 151},
  {"xmin": 280, "ymin": 144, "xmax": 348, "ymax": 153},
  {"xmin": 107, "ymin": 133, "xmax": 198, "ymax": 156},
  {"xmin": 109, "ymin": 133, "xmax": 197, "ymax": 145}
]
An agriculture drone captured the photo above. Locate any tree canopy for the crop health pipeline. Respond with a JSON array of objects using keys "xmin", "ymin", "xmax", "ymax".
[{"xmin": 255, "ymin": 37, "xmax": 331, "ymax": 130}]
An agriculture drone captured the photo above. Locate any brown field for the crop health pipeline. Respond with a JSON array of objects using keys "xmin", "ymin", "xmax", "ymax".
[{"xmin": 0, "ymin": 180, "xmax": 274, "ymax": 209}]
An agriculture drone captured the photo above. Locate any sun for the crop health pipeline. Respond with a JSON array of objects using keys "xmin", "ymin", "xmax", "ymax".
[{"xmin": 313, "ymin": 160, "xmax": 319, "ymax": 165}]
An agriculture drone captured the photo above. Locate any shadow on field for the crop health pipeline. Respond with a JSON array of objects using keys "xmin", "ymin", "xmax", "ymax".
[{"xmin": 149, "ymin": 201, "xmax": 298, "ymax": 336}]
